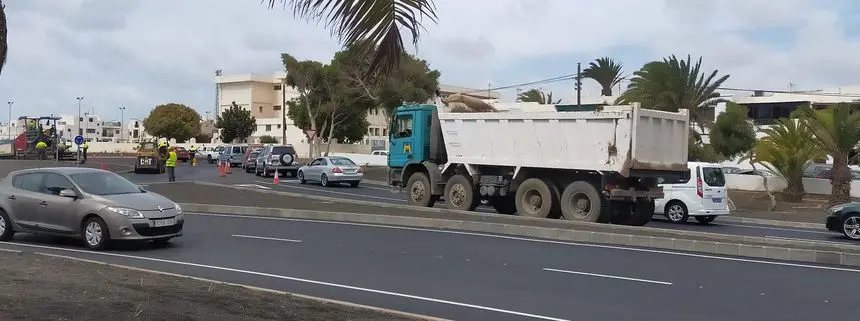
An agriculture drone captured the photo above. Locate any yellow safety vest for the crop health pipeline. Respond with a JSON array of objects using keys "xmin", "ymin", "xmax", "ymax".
[
  {"xmin": 35, "ymin": 141, "xmax": 47, "ymax": 149},
  {"xmin": 81, "ymin": 143, "xmax": 89, "ymax": 149},
  {"xmin": 166, "ymin": 151, "xmax": 177, "ymax": 167}
]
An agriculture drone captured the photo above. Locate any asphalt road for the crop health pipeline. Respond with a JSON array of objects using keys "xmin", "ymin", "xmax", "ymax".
[
  {"xmin": 119, "ymin": 163, "xmax": 852, "ymax": 245},
  {"xmin": 1, "ymin": 212, "xmax": 856, "ymax": 321}
]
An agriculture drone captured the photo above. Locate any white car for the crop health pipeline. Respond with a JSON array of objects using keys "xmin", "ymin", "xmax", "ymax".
[{"xmin": 654, "ymin": 161, "xmax": 730, "ymax": 225}]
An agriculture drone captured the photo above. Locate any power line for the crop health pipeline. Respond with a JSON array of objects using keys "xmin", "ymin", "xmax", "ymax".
[
  {"xmin": 717, "ymin": 87, "xmax": 860, "ymax": 98},
  {"xmin": 458, "ymin": 74, "xmax": 577, "ymax": 95}
]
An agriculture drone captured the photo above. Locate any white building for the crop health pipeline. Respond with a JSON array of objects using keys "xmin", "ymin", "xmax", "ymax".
[{"xmin": 125, "ymin": 118, "xmax": 152, "ymax": 143}]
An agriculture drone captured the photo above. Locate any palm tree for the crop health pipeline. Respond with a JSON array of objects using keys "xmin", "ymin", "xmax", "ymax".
[
  {"xmin": 266, "ymin": 0, "xmax": 437, "ymax": 79},
  {"xmin": 581, "ymin": 57, "xmax": 623, "ymax": 96},
  {"xmin": 752, "ymin": 118, "xmax": 823, "ymax": 202},
  {"xmin": 616, "ymin": 55, "xmax": 729, "ymax": 133},
  {"xmin": 797, "ymin": 104, "xmax": 860, "ymax": 205},
  {"xmin": 0, "ymin": 1, "xmax": 7, "ymax": 76},
  {"xmin": 517, "ymin": 88, "xmax": 561, "ymax": 104}
]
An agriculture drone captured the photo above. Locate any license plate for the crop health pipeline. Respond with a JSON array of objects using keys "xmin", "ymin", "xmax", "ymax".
[
  {"xmin": 712, "ymin": 198, "xmax": 722, "ymax": 203},
  {"xmin": 140, "ymin": 158, "xmax": 152, "ymax": 166},
  {"xmin": 152, "ymin": 218, "xmax": 175, "ymax": 227}
]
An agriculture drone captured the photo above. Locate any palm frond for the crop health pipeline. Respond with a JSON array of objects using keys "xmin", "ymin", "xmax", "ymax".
[
  {"xmin": 582, "ymin": 57, "xmax": 623, "ymax": 96},
  {"xmin": 0, "ymin": 1, "xmax": 7, "ymax": 75},
  {"xmin": 265, "ymin": 0, "xmax": 438, "ymax": 80}
]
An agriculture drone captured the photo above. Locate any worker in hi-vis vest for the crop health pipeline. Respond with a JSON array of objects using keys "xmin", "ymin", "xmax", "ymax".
[
  {"xmin": 166, "ymin": 146, "xmax": 177, "ymax": 182},
  {"xmin": 35, "ymin": 140, "xmax": 47, "ymax": 160}
]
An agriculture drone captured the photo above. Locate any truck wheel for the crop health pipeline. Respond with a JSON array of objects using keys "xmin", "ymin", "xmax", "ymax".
[
  {"xmin": 492, "ymin": 196, "xmax": 517, "ymax": 214},
  {"xmin": 444, "ymin": 175, "xmax": 479, "ymax": 211},
  {"xmin": 560, "ymin": 181, "xmax": 603, "ymax": 222},
  {"xmin": 407, "ymin": 172, "xmax": 438, "ymax": 207},
  {"xmin": 515, "ymin": 178, "xmax": 556, "ymax": 218},
  {"xmin": 617, "ymin": 198, "xmax": 654, "ymax": 226}
]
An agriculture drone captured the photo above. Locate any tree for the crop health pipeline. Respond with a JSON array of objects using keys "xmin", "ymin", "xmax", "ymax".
[
  {"xmin": 710, "ymin": 102, "xmax": 772, "ymax": 209},
  {"xmin": 797, "ymin": 104, "xmax": 860, "ymax": 205},
  {"xmin": 265, "ymin": 0, "xmax": 438, "ymax": 80},
  {"xmin": 259, "ymin": 135, "xmax": 279, "ymax": 143},
  {"xmin": 753, "ymin": 118, "xmax": 823, "ymax": 202},
  {"xmin": 582, "ymin": 57, "xmax": 624, "ymax": 96},
  {"xmin": 215, "ymin": 101, "xmax": 257, "ymax": 143},
  {"xmin": 194, "ymin": 133, "xmax": 212, "ymax": 144},
  {"xmin": 142, "ymin": 103, "xmax": 201, "ymax": 143},
  {"xmin": 517, "ymin": 88, "xmax": 561, "ymax": 104},
  {"xmin": 282, "ymin": 53, "xmax": 327, "ymax": 156}
]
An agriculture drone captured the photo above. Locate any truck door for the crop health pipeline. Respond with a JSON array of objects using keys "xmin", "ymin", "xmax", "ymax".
[{"xmin": 388, "ymin": 112, "xmax": 415, "ymax": 168}]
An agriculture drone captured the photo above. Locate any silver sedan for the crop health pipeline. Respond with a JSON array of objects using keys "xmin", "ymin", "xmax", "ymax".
[
  {"xmin": 297, "ymin": 156, "xmax": 364, "ymax": 187},
  {"xmin": 0, "ymin": 167, "xmax": 184, "ymax": 250}
]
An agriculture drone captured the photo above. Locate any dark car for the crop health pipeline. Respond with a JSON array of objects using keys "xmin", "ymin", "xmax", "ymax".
[
  {"xmin": 175, "ymin": 147, "xmax": 190, "ymax": 162},
  {"xmin": 243, "ymin": 151, "xmax": 261, "ymax": 173},
  {"xmin": 825, "ymin": 203, "xmax": 860, "ymax": 240}
]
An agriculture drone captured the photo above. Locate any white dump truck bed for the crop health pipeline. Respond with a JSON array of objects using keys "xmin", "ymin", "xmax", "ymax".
[{"xmin": 437, "ymin": 104, "xmax": 689, "ymax": 175}]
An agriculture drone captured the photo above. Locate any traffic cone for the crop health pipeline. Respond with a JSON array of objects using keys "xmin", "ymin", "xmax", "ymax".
[
  {"xmin": 99, "ymin": 161, "xmax": 107, "ymax": 170},
  {"xmin": 219, "ymin": 161, "xmax": 226, "ymax": 177},
  {"xmin": 273, "ymin": 170, "xmax": 280, "ymax": 184},
  {"xmin": 225, "ymin": 162, "xmax": 232, "ymax": 174}
]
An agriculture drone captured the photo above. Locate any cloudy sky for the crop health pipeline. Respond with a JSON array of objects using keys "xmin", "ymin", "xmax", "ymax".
[{"xmin": 1, "ymin": 0, "xmax": 859, "ymax": 121}]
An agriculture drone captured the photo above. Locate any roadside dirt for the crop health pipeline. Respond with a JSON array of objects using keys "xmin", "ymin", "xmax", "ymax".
[{"xmin": 0, "ymin": 251, "xmax": 425, "ymax": 321}]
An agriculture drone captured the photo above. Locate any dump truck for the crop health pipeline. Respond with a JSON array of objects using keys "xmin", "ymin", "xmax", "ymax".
[{"xmin": 387, "ymin": 102, "xmax": 690, "ymax": 226}]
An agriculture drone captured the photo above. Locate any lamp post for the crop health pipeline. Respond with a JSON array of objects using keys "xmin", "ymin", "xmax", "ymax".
[
  {"xmin": 6, "ymin": 101, "xmax": 12, "ymax": 142},
  {"xmin": 119, "ymin": 106, "xmax": 126, "ymax": 142},
  {"xmin": 84, "ymin": 112, "xmax": 90, "ymax": 142}
]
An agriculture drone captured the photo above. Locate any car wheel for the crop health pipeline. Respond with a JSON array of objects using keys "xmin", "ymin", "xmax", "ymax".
[
  {"xmin": 82, "ymin": 217, "xmax": 111, "ymax": 250},
  {"xmin": 695, "ymin": 215, "xmax": 717, "ymax": 225},
  {"xmin": 298, "ymin": 171, "xmax": 307, "ymax": 184},
  {"xmin": 320, "ymin": 173, "xmax": 329, "ymax": 187},
  {"xmin": 842, "ymin": 213, "xmax": 860, "ymax": 240},
  {"xmin": 0, "ymin": 209, "xmax": 15, "ymax": 241},
  {"xmin": 350, "ymin": 181, "xmax": 360, "ymax": 188},
  {"xmin": 664, "ymin": 201, "xmax": 689, "ymax": 224}
]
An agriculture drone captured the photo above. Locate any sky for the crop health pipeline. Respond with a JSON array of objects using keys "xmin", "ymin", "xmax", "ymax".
[{"xmin": 2, "ymin": 0, "xmax": 860, "ymax": 121}]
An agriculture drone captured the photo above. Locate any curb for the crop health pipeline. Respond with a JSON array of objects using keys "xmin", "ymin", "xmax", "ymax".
[
  {"xmin": 718, "ymin": 216, "xmax": 825, "ymax": 230},
  {"xmin": 179, "ymin": 203, "xmax": 860, "ymax": 268},
  {"xmin": 30, "ymin": 252, "xmax": 448, "ymax": 321}
]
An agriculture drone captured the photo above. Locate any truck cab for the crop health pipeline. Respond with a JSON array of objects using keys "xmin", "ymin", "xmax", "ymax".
[{"xmin": 388, "ymin": 104, "xmax": 434, "ymax": 170}]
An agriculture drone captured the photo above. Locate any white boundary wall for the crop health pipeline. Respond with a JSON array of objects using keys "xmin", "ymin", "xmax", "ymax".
[{"xmin": 726, "ymin": 174, "xmax": 860, "ymax": 197}]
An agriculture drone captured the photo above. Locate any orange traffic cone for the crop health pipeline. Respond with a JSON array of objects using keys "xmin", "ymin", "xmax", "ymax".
[
  {"xmin": 99, "ymin": 161, "xmax": 107, "ymax": 170},
  {"xmin": 219, "ymin": 162, "xmax": 226, "ymax": 177},
  {"xmin": 273, "ymin": 170, "xmax": 280, "ymax": 184},
  {"xmin": 225, "ymin": 162, "xmax": 232, "ymax": 174}
]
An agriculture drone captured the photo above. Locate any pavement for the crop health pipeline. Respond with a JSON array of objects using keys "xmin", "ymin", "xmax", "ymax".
[
  {"xmin": 1, "ymin": 212, "xmax": 856, "ymax": 321},
  {"xmin": 114, "ymin": 161, "xmax": 850, "ymax": 246}
]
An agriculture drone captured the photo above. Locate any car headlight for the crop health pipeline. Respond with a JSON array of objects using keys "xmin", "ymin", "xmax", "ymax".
[
  {"xmin": 174, "ymin": 203, "xmax": 182, "ymax": 214},
  {"xmin": 107, "ymin": 206, "xmax": 144, "ymax": 219}
]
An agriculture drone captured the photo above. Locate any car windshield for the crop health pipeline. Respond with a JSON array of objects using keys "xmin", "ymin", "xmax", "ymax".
[
  {"xmin": 249, "ymin": 152, "xmax": 260, "ymax": 159},
  {"xmin": 329, "ymin": 158, "xmax": 356, "ymax": 166},
  {"xmin": 701, "ymin": 167, "xmax": 726, "ymax": 187},
  {"xmin": 70, "ymin": 172, "xmax": 142, "ymax": 195}
]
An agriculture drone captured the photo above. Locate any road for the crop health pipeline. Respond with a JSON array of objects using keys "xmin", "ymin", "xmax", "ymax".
[
  {"xmin": 0, "ymin": 211, "xmax": 854, "ymax": 321},
  {"xmin": 118, "ymin": 162, "xmax": 851, "ymax": 245}
]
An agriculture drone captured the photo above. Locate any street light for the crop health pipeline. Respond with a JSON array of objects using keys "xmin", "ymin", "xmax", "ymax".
[
  {"xmin": 84, "ymin": 112, "xmax": 90, "ymax": 142},
  {"xmin": 6, "ymin": 101, "xmax": 12, "ymax": 142},
  {"xmin": 119, "ymin": 106, "xmax": 126, "ymax": 142}
]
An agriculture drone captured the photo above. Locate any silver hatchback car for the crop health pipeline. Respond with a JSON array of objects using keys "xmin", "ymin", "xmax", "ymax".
[
  {"xmin": 297, "ymin": 156, "xmax": 364, "ymax": 187},
  {"xmin": 0, "ymin": 167, "xmax": 184, "ymax": 250}
]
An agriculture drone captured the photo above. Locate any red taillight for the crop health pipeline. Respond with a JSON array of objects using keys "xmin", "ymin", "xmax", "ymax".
[
  {"xmin": 332, "ymin": 167, "xmax": 343, "ymax": 173},
  {"xmin": 696, "ymin": 178, "xmax": 703, "ymax": 198}
]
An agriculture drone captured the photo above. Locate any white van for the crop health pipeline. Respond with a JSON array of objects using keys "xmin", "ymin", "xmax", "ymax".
[{"xmin": 654, "ymin": 161, "xmax": 730, "ymax": 224}]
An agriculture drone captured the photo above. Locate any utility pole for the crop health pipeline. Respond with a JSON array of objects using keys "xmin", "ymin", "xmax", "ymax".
[
  {"xmin": 576, "ymin": 63, "xmax": 582, "ymax": 107},
  {"xmin": 215, "ymin": 69, "xmax": 222, "ymax": 117},
  {"xmin": 6, "ymin": 101, "xmax": 12, "ymax": 142},
  {"xmin": 119, "ymin": 106, "xmax": 126, "ymax": 142},
  {"xmin": 76, "ymin": 97, "xmax": 84, "ymax": 166},
  {"xmin": 487, "ymin": 82, "xmax": 491, "ymax": 99},
  {"xmin": 281, "ymin": 77, "xmax": 287, "ymax": 144}
]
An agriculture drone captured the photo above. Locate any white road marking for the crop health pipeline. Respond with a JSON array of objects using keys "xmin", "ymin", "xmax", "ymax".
[
  {"xmin": 254, "ymin": 180, "xmax": 405, "ymax": 202},
  {"xmin": 0, "ymin": 242, "xmax": 570, "ymax": 321},
  {"xmin": 233, "ymin": 234, "xmax": 301, "ymax": 243},
  {"xmin": 718, "ymin": 222, "xmax": 831, "ymax": 235},
  {"xmin": 187, "ymin": 212, "xmax": 860, "ymax": 274},
  {"xmin": 765, "ymin": 235, "xmax": 849, "ymax": 245},
  {"xmin": 234, "ymin": 184, "xmax": 272, "ymax": 190},
  {"xmin": 543, "ymin": 268, "xmax": 673, "ymax": 285}
]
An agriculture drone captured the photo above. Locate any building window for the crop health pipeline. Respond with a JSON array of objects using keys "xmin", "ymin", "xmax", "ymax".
[
  {"xmin": 273, "ymin": 105, "xmax": 281, "ymax": 111},
  {"xmin": 78, "ymin": 129, "xmax": 83, "ymax": 136},
  {"xmin": 265, "ymin": 125, "xmax": 272, "ymax": 131},
  {"xmin": 273, "ymin": 84, "xmax": 282, "ymax": 91},
  {"xmin": 259, "ymin": 106, "xmax": 263, "ymax": 113},
  {"xmin": 86, "ymin": 128, "xmax": 96, "ymax": 134},
  {"xmin": 115, "ymin": 129, "xmax": 120, "ymax": 134},
  {"xmin": 382, "ymin": 129, "xmax": 387, "ymax": 136},
  {"xmin": 88, "ymin": 118, "xmax": 93, "ymax": 122},
  {"xmin": 134, "ymin": 121, "xmax": 139, "ymax": 128},
  {"xmin": 277, "ymin": 124, "xmax": 281, "ymax": 129},
  {"xmin": 79, "ymin": 117, "xmax": 83, "ymax": 122}
]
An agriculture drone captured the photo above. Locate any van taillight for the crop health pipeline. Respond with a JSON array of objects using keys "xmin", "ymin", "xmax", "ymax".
[{"xmin": 696, "ymin": 171, "xmax": 703, "ymax": 198}]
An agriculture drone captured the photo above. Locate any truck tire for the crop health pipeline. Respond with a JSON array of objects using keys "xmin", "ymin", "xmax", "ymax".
[
  {"xmin": 444, "ymin": 174, "xmax": 480, "ymax": 211},
  {"xmin": 617, "ymin": 198, "xmax": 654, "ymax": 226},
  {"xmin": 492, "ymin": 196, "xmax": 517, "ymax": 214},
  {"xmin": 560, "ymin": 181, "xmax": 604, "ymax": 222},
  {"xmin": 515, "ymin": 178, "xmax": 557, "ymax": 218},
  {"xmin": 407, "ymin": 172, "xmax": 438, "ymax": 207}
]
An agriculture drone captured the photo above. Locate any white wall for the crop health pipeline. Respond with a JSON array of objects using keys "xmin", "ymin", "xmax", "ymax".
[
  {"xmin": 726, "ymin": 174, "xmax": 860, "ymax": 197},
  {"xmin": 330, "ymin": 153, "xmax": 387, "ymax": 166}
]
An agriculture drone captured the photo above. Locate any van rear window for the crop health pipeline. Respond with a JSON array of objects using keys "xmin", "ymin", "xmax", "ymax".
[{"xmin": 702, "ymin": 167, "xmax": 726, "ymax": 187}]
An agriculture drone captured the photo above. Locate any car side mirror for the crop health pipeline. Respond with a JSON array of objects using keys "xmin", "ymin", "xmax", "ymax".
[
  {"xmin": 58, "ymin": 189, "xmax": 78, "ymax": 198},
  {"xmin": 138, "ymin": 185, "xmax": 147, "ymax": 193}
]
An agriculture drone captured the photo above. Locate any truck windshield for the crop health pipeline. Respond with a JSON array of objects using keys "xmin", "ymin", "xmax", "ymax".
[
  {"xmin": 138, "ymin": 143, "xmax": 156, "ymax": 152},
  {"xmin": 702, "ymin": 167, "xmax": 726, "ymax": 187}
]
